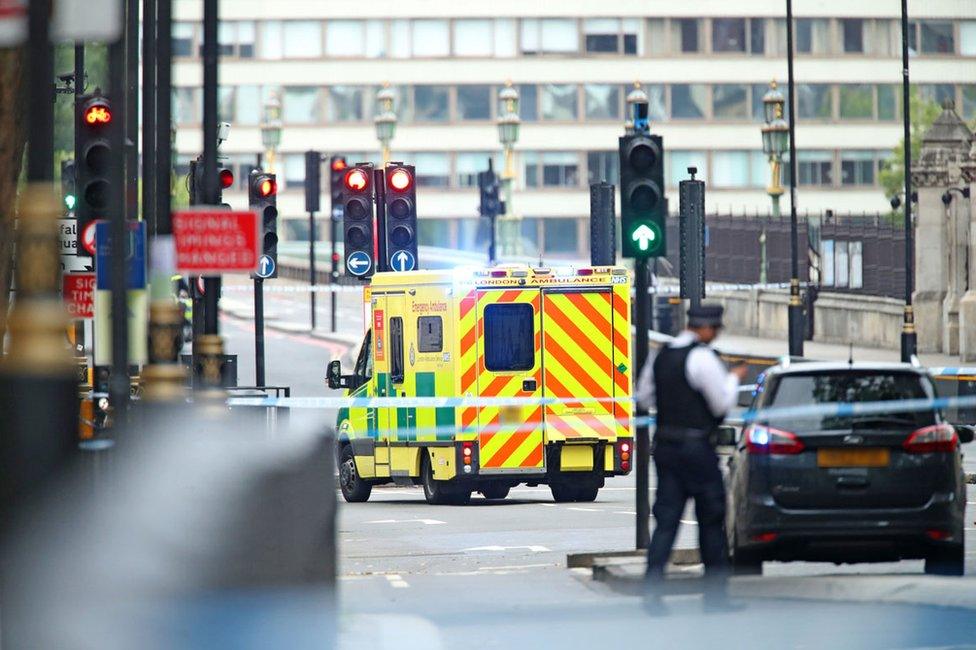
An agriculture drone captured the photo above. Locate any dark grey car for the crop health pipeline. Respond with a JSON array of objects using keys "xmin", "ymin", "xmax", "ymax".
[{"xmin": 727, "ymin": 362, "xmax": 973, "ymax": 576}]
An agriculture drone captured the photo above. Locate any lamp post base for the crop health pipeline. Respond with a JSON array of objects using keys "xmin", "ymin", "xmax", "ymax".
[{"xmin": 788, "ymin": 299, "xmax": 805, "ymax": 358}]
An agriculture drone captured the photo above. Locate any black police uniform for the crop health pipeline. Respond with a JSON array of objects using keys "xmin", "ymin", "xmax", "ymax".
[{"xmin": 645, "ymin": 339, "xmax": 730, "ymax": 580}]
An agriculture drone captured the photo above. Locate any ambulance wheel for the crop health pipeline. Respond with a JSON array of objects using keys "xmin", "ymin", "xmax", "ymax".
[
  {"xmin": 550, "ymin": 481, "xmax": 576, "ymax": 503},
  {"xmin": 480, "ymin": 484, "xmax": 511, "ymax": 500},
  {"xmin": 338, "ymin": 444, "xmax": 372, "ymax": 503},
  {"xmin": 422, "ymin": 453, "xmax": 466, "ymax": 505},
  {"xmin": 574, "ymin": 484, "xmax": 600, "ymax": 502}
]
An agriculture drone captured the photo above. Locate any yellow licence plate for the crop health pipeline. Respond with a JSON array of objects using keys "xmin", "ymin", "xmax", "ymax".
[{"xmin": 817, "ymin": 448, "xmax": 890, "ymax": 468}]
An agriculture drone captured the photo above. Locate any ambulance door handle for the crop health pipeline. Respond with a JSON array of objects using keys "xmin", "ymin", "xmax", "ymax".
[{"xmin": 522, "ymin": 379, "xmax": 537, "ymax": 392}]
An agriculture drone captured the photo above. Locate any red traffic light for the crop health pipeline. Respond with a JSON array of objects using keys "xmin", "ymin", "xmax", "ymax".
[
  {"xmin": 388, "ymin": 168, "xmax": 413, "ymax": 192},
  {"xmin": 344, "ymin": 168, "xmax": 369, "ymax": 192},
  {"xmin": 219, "ymin": 168, "xmax": 234, "ymax": 189},
  {"xmin": 257, "ymin": 177, "xmax": 277, "ymax": 197},
  {"xmin": 331, "ymin": 158, "xmax": 347, "ymax": 172},
  {"xmin": 83, "ymin": 101, "xmax": 112, "ymax": 126}
]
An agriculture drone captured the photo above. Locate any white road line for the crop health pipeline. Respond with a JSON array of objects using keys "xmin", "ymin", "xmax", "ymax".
[
  {"xmin": 680, "ymin": 519, "xmax": 699, "ymax": 525},
  {"xmin": 365, "ymin": 518, "xmax": 446, "ymax": 525},
  {"xmin": 567, "ymin": 507, "xmax": 602, "ymax": 512},
  {"xmin": 385, "ymin": 574, "xmax": 410, "ymax": 589},
  {"xmin": 538, "ymin": 503, "xmax": 556, "ymax": 507},
  {"xmin": 464, "ymin": 545, "xmax": 551, "ymax": 553},
  {"xmin": 614, "ymin": 511, "xmax": 637, "ymax": 515}
]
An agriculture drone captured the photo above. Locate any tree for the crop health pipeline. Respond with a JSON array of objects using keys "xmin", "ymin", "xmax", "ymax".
[
  {"xmin": 0, "ymin": 47, "xmax": 28, "ymax": 357},
  {"xmin": 879, "ymin": 89, "xmax": 943, "ymax": 203}
]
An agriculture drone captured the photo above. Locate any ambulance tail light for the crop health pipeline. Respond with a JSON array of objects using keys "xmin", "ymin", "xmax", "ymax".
[
  {"xmin": 616, "ymin": 439, "xmax": 633, "ymax": 474},
  {"xmin": 459, "ymin": 441, "xmax": 478, "ymax": 475}
]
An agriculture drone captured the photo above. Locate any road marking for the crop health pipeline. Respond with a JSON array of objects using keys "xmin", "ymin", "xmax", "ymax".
[
  {"xmin": 365, "ymin": 518, "xmax": 446, "ymax": 525},
  {"xmin": 680, "ymin": 519, "xmax": 699, "ymax": 525},
  {"xmin": 385, "ymin": 574, "xmax": 410, "ymax": 589},
  {"xmin": 614, "ymin": 511, "xmax": 637, "ymax": 515},
  {"xmin": 463, "ymin": 545, "xmax": 551, "ymax": 553},
  {"xmin": 538, "ymin": 503, "xmax": 556, "ymax": 507},
  {"xmin": 567, "ymin": 507, "xmax": 602, "ymax": 512}
]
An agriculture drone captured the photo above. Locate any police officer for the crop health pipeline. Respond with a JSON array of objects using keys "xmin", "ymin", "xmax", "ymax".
[{"xmin": 635, "ymin": 304, "xmax": 747, "ymax": 588}]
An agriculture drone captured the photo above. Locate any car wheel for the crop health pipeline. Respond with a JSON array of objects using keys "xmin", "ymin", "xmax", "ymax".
[
  {"xmin": 480, "ymin": 484, "xmax": 511, "ymax": 500},
  {"xmin": 422, "ymin": 453, "xmax": 465, "ymax": 505},
  {"xmin": 729, "ymin": 527, "xmax": 762, "ymax": 575},
  {"xmin": 338, "ymin": 444, "xmax": 371, "ymax": 503},
  {"xmin": 924, "ymin": 544, "xmax": 964, "ymax": 576}
]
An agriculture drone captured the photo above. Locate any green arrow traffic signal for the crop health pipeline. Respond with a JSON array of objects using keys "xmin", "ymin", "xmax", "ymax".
[{"xmin": 629, "ymin": 222, "xmax": 663, "ymax": 255}]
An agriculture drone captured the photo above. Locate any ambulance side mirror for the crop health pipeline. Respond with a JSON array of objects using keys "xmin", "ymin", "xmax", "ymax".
[{"xmin": 327, "ymin": 360, "xmax": 348, "ymax": 390}]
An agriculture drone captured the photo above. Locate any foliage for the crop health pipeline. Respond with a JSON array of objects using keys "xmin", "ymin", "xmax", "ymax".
[
  {"xmin": 878, "ymin": 89, "xmax": 943, "ymax": 203},
  {"xmin": 53, "ymin": 43, "xmax": 108, "ymax": 159}
]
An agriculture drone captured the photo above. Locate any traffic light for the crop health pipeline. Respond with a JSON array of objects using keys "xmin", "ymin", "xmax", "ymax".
[
  {"xmin": 191, "ymin": 157, "xmax": 234, "ymax": 204},
  {"xmin": 249, "ymin": 170, "xmax": 278, "ymax": 278},
  {"xmin": 384, "ymin": 164, "xmax": 418, "ymax": 272},
  {"xmin": 477, "ymin": 166, "xmax": 501, "ymax": 218},
  {"xmin": 305, "ymin": 150, "xmax": 321, "ymax": 213},
  {"xmin": 619, "ymin": 133, "xmax": 665, "ymax": 258},
  {"xmin": 76, "ymin": 94, "xmax": 113, "ymax": 256},
  {"xmin": 329, "ymin": 155, "xmax": 347, "ymax": 220},
  {"xmin": 61, "ymin": 159, "xmax": 76, "ymax": 213},
  {"xmin": 341, "ymin": 163, "xmax": 374, "ymax": 278}
]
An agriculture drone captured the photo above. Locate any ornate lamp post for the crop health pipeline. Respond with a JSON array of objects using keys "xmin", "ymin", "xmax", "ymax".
[
  {"xmin": 760, "ymin": 80, "xmax": 789, "ymax": 284},
  {"xmin": 374, "ymin": 83, "xmax": 397, "ymax": 167},
  {"xmin": 624, "ymin": 82, "xmax": 648, "ymax": 134},
  {"xmin": 260, "ymin": 91, "xmax": 282, "ymax": 173},
  {"xmin": 497, "ymin": 81, "xmax": 521, "ymax": 256}
]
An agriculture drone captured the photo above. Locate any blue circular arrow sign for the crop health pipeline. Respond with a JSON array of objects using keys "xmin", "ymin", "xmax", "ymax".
[
  {"xmin": 256, "ymin": 254, "xmax": 276, "ymax": 278},
  {"xmin": 389, "ymin": 250, "xmax": 416, "ymax": 272},
  {"xmin": 346, "ymin": 251, "xmax": 373, "ymax": 276}
]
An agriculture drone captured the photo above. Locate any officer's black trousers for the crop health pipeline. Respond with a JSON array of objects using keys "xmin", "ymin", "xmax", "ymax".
[{"xmin": 646, "ymin": 437, "xmax": 729, "ymax": 579}]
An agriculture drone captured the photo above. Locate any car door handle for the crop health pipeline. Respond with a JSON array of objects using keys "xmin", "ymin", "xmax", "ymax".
[{"xmin": 522, "ymin": 379, "xmax": 537, "ymax": 392}]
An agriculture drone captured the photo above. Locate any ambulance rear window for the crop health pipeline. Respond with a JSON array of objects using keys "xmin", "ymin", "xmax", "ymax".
[{"xmin": 484, "ymin": 304, "xmax": 534, "ymax": 372}]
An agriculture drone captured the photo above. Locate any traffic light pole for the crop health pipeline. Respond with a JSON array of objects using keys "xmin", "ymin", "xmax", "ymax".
[
  {"xmin": 330, "ymin": 215, "xmax": 338, "ymax": 333},
  {"xmin": 634, "ymin": 258, "xmax": 651, "ymax": 550},
  {"xmin": 309, "ymin": 209, "xmax": 317, "ymax": 331},
  {"xmin": 254, "ymin": 277, "xmax": 265, "ymax": 387},
  {"xmin": 374, "ymin": 168, "xmax": 388, "ymax": 273},
  {"xmin": 141, "ymin": 0, "xmax": 157, "ymax": 231},
  {"xmin": 785, "ymin": 0, "xmax": 804, "ymax": 358}
]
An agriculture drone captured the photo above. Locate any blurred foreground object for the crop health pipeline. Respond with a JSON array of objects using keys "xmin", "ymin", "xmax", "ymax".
[{"xmin": 2, "ymin": 405, "xmax": 336, "ymax": 649}]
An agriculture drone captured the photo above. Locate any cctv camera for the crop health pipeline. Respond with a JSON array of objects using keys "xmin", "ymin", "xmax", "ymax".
[{"xmin": 217, "ymin": 122, "xmax": 230, "ymax": 146}]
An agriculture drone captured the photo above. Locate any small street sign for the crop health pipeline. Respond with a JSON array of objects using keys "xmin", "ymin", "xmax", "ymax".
[
  {"xmin": 390, "ymin": 250, "xmax": 416, "ymax": 272},
  {"xmin": 62, "ymin": 272, "xmax": 95, "ymax": 320},
  {"xmin": 80, "ymin": 220, "xmax": 97, "ymax": 256},
  {"xmin": 95, "ymin": 221, "xmax": 146, "ymax": 290},
  {"xmin": 346, "ymin": 250, "xmax": 372, "ymax": 277},
  {"xmin": 255, "ymin": 254, "xmax": 276, "ymax": 279},
  {"xmin": 173, "ymin": 208, "xmax": 260, "ymax": 275}
]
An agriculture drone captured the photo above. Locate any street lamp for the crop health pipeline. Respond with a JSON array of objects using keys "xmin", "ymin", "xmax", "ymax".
[
  {"xmin": 625, "ymin": 82, "xmax": 648, "ymax": 134},
  {"xmin": 260, "ymin": 91, "xmax": 282, "ymax": 173},
  {"xmin": 374, "ymin": 83, "xmax": 397, "ymax": 166},
  {"xmin": 760, "ymin": 80, "xmax": 789, "ymax": 284},
  {"xmin": 497, "ymin": 81, "xmax": 521, "ymax": 256}
]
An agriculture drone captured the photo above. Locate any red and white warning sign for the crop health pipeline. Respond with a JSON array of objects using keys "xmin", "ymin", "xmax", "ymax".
[
  {"xmin": 172, "ymin": 208, "xmax": 260, "ymax": 274},
  {"xmin": 63, "ymin": 272, "xmax": 95, "ymax": 320}
]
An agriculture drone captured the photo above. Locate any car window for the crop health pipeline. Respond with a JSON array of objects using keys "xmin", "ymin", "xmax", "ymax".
[
  {"xmin": 484, "ymin": 303, "xmax": 534, "ymax": 372},
  {"xmin": 766, "ymin": 371, "xmax": 935, "ymax": 432}
]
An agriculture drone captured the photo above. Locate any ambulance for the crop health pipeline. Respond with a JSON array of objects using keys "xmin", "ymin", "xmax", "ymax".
[{"xmin": 327, "ymin": 264, "xmax": 634, "ymax": 505}]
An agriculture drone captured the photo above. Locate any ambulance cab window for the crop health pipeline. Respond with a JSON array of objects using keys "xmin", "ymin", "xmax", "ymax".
[
  {"xmin": 390, "ymin": 316, "xmax": 405, "ymax": 383},
  {"xmin": 484, "ymin": 303, "xmax": 534, "ymax": 372},
  {"xmin": 417, "ymin": 316, "xmax": 443, "ymax": 353},
  {"xmin": 353, "ymin": 330, "xmax": 372, "ymax": 383}
]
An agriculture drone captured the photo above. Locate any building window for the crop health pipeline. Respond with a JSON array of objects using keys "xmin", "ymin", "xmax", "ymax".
[
  {"xmin": 920, "ymin": 21, "xmax": 954, "ymax": 54},
  {"xmin": 283, "ymin": 21, "xmax": 322, "ymax": 58},
  {"xmin": 211, "ymin": 21, "xmax": 254, "ymax": 58},
  {"xmin": 673, "ymin": 18, "xmax": 700, "ymax": 53},
  {"xmin": 326, "ymin": 20, "xmax": 383, "ymax": 58},
  {"xmin": 234, "ymin": 85, "xmax": 260, "ymax": 125},
  {"xmin": 797, "ymin": 84, "xmax": 832, "ymax": 119},
  {"xmin": 584, "ymin": 84, "xmax": 620, "ymax": 120},
  {"xmin": 414, "ymin": 85, "xmax": 450, "ymax": 121},
  {"xmin": 412, "ymin": 152, "xmax": 450, "ymax": 187},
  {"xmin": 283, "ymin": 87, "xmax": 322, "ymax": 124},
  {"xmin": 865, "ymin": 19, "xmax": 895, "ymax": 56},
  {"xmin": 671, "ymin": 84, "xmax": 707, "ymax": 119},
  {"xmin": 711, "ymin": 18, "xmax": 746, "ymax": 53},
  {"xmin": 749, "ymin": 151, "xmax": 769, "ymax": 188},
  {"xmin": 173, "ymin": 87, "xmax": 199, "ymax": 124},
  {"xmin": 540, "ymin": 84, "xmax": 578, "ymax": 121},
  {"xmin": 711, "ymin": 151, "xmax": 750, "ymax": 188},
  {"xmin": 412, "ymin": 19, "xmax": 450, "ymax": 57},
  {"xmin": 544, "ymin": 218, "xmax": 579, "ymax": 254},
  {"xmin": 840, "ymin": 150, "xmax": 876, "ymax": 186},
  {"xmin": 749, "ymin": 18, "xmax": 765, "ymax": 54},
  {"xmin": 877, "ymin": 84, "xmax": 901, "ymax": 120},
  {"xmin": 838, "ymin": 84, "xmax": 873, "ymax": 119},
  {"xmin": 218, "ymin": 87, "xmax": 234, "ymax": 122},
  {"xmin": 173, "ymin": 22, "xmax": 195, "ymax": 57},
  {"xmin": 258, "ymin": 21, "xmax": 283, "ymax": 59},
  {"xmin": 583, "ymin": 18, "xmax": 642, "ymax": 55},
  {"xmin": 644, "ymin": 84, "xmax": 667, "ymax": 122},
  {"xmin": 961, "ymin": 21, "xmax": 976, "ymax": 56},
  {"xmin": 796, "ymin": 18, "xmax": 829, "ymax": 54},
  {"xmin": 712, "ymin": 84, "xmax": 749, "ymax": 119},
  {"xmin": 520, "ymin": 18, "xmax": 578, "ymax": 55},
  {"xmin": 841, "ymin": 18, "xmax": 864, "ymax": 53},
  {"xmin": 916, "ymin": 83, "xmax": 955, "ymax": 105},
  {"xmin": 327, "ymin": 86, "xmax": 365, "ymax": 122},
  {"xmin": 282, "ymin": 153, "xmax": 305, "ymax": 188},
  {"xmin": 667, "ymin": 151, "xmax": 706, "ymax": 186},
  {"xmin": 456, "ymin": 152, "xmax": 497, "ymax": 188},
  {"xmin": 797, "ymin": 151, "xmax": 833, "ymax": 186},
  {"xmin": 418, "ymin": 218, "xmax": 451, "ymax": 248},
  {"xmin": 646, "ymin": 19, "xmax": 667, "ymax": 55},
  {"xmin": 494, "ymin": 19, "xmax": 518, "ymax": 57},
  {"xmin": 523, "ymin": 152, "xmax": 579, "ymax": 188},
  {"xmin": 962, "ymin": 85, "xmax": 976, "ymax": 121},
  {"xmin": 391, "ymin": 19, "xmax": 410, "ymax": 58},
  {"xmin": 519, "ymin": 84, "xmax": 538, "ymax": 121},
  {"xmin": 457, "ymin": 85, "xmax": 492, "ymax": 120},
  {"xmin": 453, "ymin": 19, "xmax": 493, "ymax": 57},
  {"xmin": 587, "ymin": 151, "xmax": 619, "ymax": 185}
]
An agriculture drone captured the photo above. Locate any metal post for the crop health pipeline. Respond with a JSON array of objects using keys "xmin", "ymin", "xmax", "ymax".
[
  {"xmin": 374, "ymin": 167, "xmax": 387, "ymax": 273},
  {"xmin": 142, "ymin": 0, "xmax": 157, "ymax": 231},
  {"xmin": 109, "ymin": 12, "xmax": 129, "ymax": 415},
  {"xmin": 900, "ymin": 0, "xmax": 917, "ymax": 362},
  {"xmin": 310, "ymin": 209, "xmax": 317, "ymax": 330},
  {"xmin": 254, "ymin": 278, "xmax": 265, "ymax": 387},
  {"xmin": 125, "ymin": 0, "xmax": 138, "ymax": 223},
  {"xmin": 201, "ymin": 0, "xmax": 220, "ymax": 338},
  {"xmin": 634, "ymin": 258, "xmax": 651, "ymax": 549},
  {"xmin": 785, "ymin": 0, "xmax": 804, "ymax": 358},
  {"xmin": 330, "ymin": 212, "xmax": 338, "ymax": 333},
  {"xmin": 155, "ymin": 0, "xmax": 172, "ymax": 235},
  {"xmin": 26, "ymin": 0, "xmax": 53, "ymax": 182}
]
